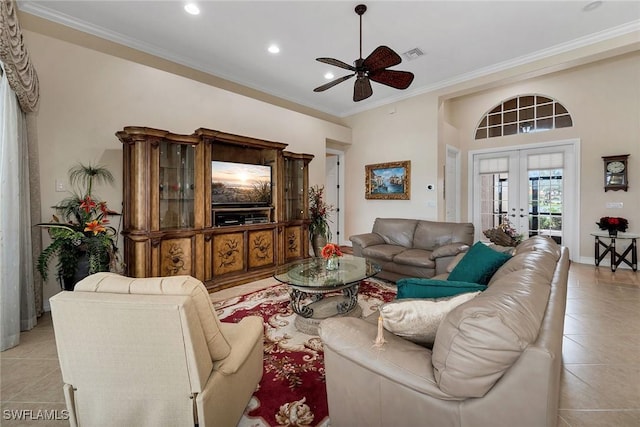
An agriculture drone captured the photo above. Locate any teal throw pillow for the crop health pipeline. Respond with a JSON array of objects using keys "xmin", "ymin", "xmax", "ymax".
[
  {"xmin": 397, "ymin": 278, "xmax": 487, "ymax": 299},
  {"xmin": 447, "ymin": 241, "xmax": 511, "ymax": 285}
]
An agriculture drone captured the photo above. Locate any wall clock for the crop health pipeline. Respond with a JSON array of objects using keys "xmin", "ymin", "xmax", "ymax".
[{"xmin": 602, "ymin": 154, "xmax": 629, "ymax": 191}]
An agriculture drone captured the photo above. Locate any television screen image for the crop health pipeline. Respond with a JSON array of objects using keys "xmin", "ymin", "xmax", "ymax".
[{"xmin": 211, "ymin": 161, "xmax": 272, "ymax": 205}]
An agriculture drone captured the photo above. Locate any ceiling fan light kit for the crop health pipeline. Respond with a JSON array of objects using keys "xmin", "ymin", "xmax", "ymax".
[{"xmin": 313, "ymin": 4, "xmax": 415, "ymax": 102}]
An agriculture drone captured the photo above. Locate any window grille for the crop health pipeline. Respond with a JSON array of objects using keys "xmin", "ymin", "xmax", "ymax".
[{"xmin": 475, "ymin": 95, "xmax": 572, "ymax": 140}]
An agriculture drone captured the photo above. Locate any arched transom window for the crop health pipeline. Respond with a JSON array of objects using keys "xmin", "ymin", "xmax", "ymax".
[{"xmin": 475, "ymin": 94, "xmax": 573, "ymax": 140}]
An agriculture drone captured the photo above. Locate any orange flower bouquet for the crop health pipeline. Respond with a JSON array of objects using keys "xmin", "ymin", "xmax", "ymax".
[
  {"xmin": 321, "ymin": 243, "xmax": 343, "ymax": 259},
  {"xmin": 321, "ymin": 243, "xmax": 343, "ymax": 271}
]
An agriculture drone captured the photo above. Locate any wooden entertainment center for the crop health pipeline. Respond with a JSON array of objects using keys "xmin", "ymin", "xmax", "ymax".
[{"xmin": 117, "ymin": 126, "xmax": 313, "ymax": 291}]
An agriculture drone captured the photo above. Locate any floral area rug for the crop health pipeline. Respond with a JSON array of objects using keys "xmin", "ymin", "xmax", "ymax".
[{"xmin": 214, "ymin": 279, "xmax": 397, "ymax": 427}]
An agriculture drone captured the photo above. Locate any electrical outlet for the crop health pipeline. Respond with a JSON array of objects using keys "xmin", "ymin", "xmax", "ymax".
[
  {"xmin": 55, "ymin": 180, "xmax": 66, "ymax": 192},
  {"xmin": 606, "ymin": 202, "xmax": 623, "ymax": 209}
]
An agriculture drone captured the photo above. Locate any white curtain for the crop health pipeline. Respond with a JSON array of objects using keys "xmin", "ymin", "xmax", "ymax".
[{"xmin": 1, "ymin": 62, "xmax": 35, "ymax": 351}]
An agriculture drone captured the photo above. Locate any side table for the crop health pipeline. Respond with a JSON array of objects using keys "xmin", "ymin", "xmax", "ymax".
[{"xmin": 591, "ymin": 231, "xmax": 638, "ymax": 272}]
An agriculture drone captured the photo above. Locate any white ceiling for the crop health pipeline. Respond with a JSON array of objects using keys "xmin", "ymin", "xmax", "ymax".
[{"xmin": 19, "ymin": 1, "xmax": 640, "ymax": 117}]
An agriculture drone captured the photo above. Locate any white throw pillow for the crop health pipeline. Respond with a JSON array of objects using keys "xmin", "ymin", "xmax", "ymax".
[{"xmin": 379, "ymin": 292, "xmax": 481, "ymax": 346}]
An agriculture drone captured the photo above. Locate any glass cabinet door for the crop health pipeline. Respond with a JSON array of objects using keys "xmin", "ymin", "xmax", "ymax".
[
  {"xmin": 159, "ymin": 142, "xmax": 195, "ymax": 229},
  {"xmin": 285, "ymin": 158, "xmax": 305, "ymax": 220}
]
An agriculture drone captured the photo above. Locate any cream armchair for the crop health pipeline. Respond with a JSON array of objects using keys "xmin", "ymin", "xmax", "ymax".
[{"xmin": 50, "ymin": 273, "xmax": 263, "ymax": 427}]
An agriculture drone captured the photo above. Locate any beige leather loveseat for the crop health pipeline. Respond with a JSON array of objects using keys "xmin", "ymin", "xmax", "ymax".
[
  {"xmin": 50, "ymin": 273, "xmax": 263, "ymax": 427},
  {"xmin": 319, "ymin": 236, "xmax": 568, "ymax": 427},
  {"xmin": 349, "ymin": 218, "xmax": 474, "ymax": 282}
]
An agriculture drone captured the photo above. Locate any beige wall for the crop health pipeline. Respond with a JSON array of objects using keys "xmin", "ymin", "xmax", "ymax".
[
  {"xmin": 342, "ymin": 94, "xmax": 441, "ymax": 238},
  {"xmin": 444, "ymin": 52, "xmax": 640, "ymax": 263},
  {"xmin": 24, "ymin": 30, "xmax": 351, "ymax": 304}
]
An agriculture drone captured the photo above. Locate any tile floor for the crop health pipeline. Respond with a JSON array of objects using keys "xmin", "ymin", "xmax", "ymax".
[{"xmin": 1, "ymin": 264, "xmax": 638, "ymax": 426}]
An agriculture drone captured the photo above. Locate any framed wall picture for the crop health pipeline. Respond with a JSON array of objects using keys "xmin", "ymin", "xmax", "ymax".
[{"xmin": 365, "ymin": 160, "xmax": 411, "ymax": 200}]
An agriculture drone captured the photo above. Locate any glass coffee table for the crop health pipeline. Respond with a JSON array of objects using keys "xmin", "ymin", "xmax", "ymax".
[{"xmin": 274, "ymin": 255, "xmax": 381, "ymax": 334}]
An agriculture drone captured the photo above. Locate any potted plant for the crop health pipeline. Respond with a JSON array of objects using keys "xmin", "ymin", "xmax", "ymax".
[
  {"xmin": 308, "ymin": 185, "xmax": 334, "ymax": 257},
  {"xmin": 596, "ymin": 216, "xmax": 628, "ymax": 237},
  {"xmin": 37, "ymin": 163, "xmax": 120, "ymax": 290}
]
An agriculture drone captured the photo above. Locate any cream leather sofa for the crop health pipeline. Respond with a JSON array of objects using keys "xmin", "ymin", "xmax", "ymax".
[
  {"xmin": 50, "ymin": 273, "xmax": 263, "ymax": 427},
  {"xmin": 349, "ymin": 218, "xmax": 474, "ymax": 282},
  {"xmin": 319, "ymin": 236, "xmax": 568, "ymax": 427}
]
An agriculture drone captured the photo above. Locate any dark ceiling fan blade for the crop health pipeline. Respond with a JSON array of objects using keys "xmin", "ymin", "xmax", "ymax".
[
  {"xmin": 353, "ymin": 76, "xmax": 373, "ymax": 102},
  {"xmin": 363, "ymin": 46, "xmax": 402, "ymax": 72},
  {"xmin": 313, "ymin": 74, "xmax": 355, "ymax": 92},
  {"xmin": 369, "ymin": 69, "xmax": 415, "ymax": 90},
  {"xmin": 316, "ymin": 57, "xmax": 356, "ymax": 71}
]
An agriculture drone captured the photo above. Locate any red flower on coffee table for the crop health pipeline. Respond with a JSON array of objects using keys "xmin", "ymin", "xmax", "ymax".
[{"xmin": 320, "ymin": 243, "xmax": 343, "ymax": 259}]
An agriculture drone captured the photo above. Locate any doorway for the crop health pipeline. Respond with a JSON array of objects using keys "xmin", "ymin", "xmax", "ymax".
[
  {"xmin": 470, "ymin": 140, "xmax": 579, "ymax": 258},
  {"xmin": 325, "ymin": 149, "xmax": 345, "ymax": 245}
]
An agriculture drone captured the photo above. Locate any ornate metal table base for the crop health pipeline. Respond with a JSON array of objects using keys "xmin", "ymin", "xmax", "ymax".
[
  {"xmin": 289, "ymin": 284, "xmax": 359, "ymax": 318},
  {"xmin": 289, "ymin": 284, "xmax": 361, "ymax": 335}
]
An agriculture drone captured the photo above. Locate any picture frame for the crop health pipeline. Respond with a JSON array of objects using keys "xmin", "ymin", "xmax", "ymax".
[{"xmin": 365, "ymin": 160, "xmax": 411, "ymax": 200}]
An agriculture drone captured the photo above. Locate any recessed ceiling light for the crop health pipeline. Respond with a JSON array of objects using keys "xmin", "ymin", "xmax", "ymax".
[
  {"xmin": 184, "ymin": 3, "xmax": 200, "ymax": 15},
  {"xmin": 324, "ymin": 72, "xmax": 335, "ymax": 80},
  {"xmin": 268, "ymin": 44, "xmax": 280, "ymax": 54}
]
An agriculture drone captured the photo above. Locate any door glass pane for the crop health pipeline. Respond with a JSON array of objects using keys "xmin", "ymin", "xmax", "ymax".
[
  {"xmin": 528, "ymin": 168, "xmax": 562, "ymax": 244},
  {"xmin": 474, "ymin": 146, "xmax": 572, "ymax": 254},
  {"xmin": 159, "ymin": 142, "xmax": 195, "ymax": 229},
  {"xmin": 480, "ymin": 173, "xmax": 509, "ymax": 232},
  {"xmin": 285, "ymin": 158, "xmax": 304, "ymax": 220}
]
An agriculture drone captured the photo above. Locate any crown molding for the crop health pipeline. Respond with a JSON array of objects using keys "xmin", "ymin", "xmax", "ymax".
[{"xmin": 19, "ymin": 2, "xmax": 640, "ymax": 118}]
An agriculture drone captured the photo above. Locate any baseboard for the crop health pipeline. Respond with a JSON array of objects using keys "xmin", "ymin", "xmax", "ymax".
[{"xmin": 577, "ymin": 255, "xmax": 634, "ymax": 270}]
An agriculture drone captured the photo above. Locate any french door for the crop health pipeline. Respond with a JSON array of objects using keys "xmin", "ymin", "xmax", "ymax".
[{"xmin": 471, "ymin": 142, "xmax": 578, "ymax": 257}]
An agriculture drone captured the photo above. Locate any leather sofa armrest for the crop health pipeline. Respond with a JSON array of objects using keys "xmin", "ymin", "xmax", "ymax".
[
  {"xmin": 429, "ymin": 243, "xmax": 469, "ymax": 260},
  {"xmin": 349, "ymin": 233, "xmax": 386, "ymax": 255},
  {"xmin": 319, "ymin": 317, "xmax": 456, "ymax": 400}
]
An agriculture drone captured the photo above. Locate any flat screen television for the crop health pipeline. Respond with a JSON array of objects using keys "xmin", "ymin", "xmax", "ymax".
[{"xmin": 211, "ymin": 161, "xmax": 272, "ymax": 206}]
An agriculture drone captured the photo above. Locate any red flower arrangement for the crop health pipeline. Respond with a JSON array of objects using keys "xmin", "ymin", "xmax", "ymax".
[
  {"xmin": 596, "ymin": 216, "xmax": 628, "ymax": 233},
  {"xmin": 321, "ymin": 243, "xmax": 343, "ymax": 259}
]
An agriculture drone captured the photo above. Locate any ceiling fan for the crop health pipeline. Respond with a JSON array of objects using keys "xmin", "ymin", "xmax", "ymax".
[{"xmin": 313, "ymin": 4, "xmax": 415, "ymax": 102}]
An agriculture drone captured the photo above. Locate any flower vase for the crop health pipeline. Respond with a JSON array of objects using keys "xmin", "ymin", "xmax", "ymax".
[
  {"xmin": 326, "ymin": 256, "xmax": 339, "ymax": 271},
  {"xmin": 311, "ymin": 234, "xmax": 328, "ymax": 258},
  {"xmin": 609, "ymin": 229, "xmax": 618, "ymax": 238}
]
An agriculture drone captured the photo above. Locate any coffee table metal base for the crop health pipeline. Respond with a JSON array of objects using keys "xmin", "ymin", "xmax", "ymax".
[{"xmin": 289, "ymin": 283, "xmax": 361, "ymax": 335}]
